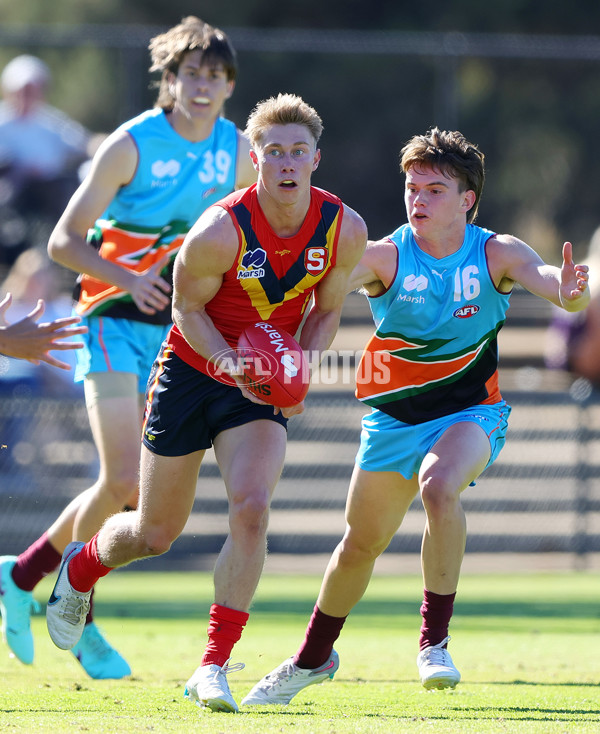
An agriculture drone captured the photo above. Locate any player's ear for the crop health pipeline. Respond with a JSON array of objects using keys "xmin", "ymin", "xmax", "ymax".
[
  {"xmin": 312, "ymin": 149, "xmax": 321, "ymax": 172},
  {"xmin": 462, "ymin": 189, "xmax": 476, "ymax": 213},
  {"xmin": 250, "ymin": 150, "xmax": 259, "ymax": 171},
  {"xmin": 166, "ymin": 71, "xmax": 176, "ymax": 97}
]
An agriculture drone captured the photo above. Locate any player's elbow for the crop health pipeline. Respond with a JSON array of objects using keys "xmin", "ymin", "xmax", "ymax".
[{"xmin": 47, "ymin": 227, "xmax": 73, "ymax": 267}]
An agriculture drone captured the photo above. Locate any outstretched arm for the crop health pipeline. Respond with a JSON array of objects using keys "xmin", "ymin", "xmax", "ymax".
[
  {"xmin": 490, "ymin": 236, "xmax": 590, "ymax": 312},
  {"xmin": 0, "ymin": 294, "xmax": 87, "ymax": 369}
]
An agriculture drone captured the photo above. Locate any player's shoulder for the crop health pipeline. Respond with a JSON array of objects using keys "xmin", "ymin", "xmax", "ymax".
[
  {"xmin": 339, "ymin": 201, "xmax": 368, "ymax": 241},
  {"xmin": 97, "ymin": 126, "xmax": 138, "ymax": 164},
  {"xmin": 365, "ymin": 236, "xmax": 398, "ymax": 271},
  {"xmin": 188, "ymin": 201, "xmax": 238, "ymax": 248},
  {"xmin": 179, "ymin": 204, "xmax": 239, "ymax": 272},
  {"xmin": 485, "ymin": 232, "xmax": 529, "ymax": 261}
]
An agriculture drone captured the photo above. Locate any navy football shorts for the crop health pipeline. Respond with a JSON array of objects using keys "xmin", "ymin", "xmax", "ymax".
[{"xmin": 142, "ymin": 347, "xmax": 288, "ymax": 457}]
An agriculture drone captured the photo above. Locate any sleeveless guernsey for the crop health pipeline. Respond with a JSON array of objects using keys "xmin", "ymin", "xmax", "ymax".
[
  {"xmin": 74, "ymin": 109, "xmax": 239, "ymax": 324},
  {"xmin": 356, "ymin": 223, "xmax": 511, "ymax": 424},
  {"xmin": 167, "ymin": 184, "xmax": 344, "ymax": 383}
]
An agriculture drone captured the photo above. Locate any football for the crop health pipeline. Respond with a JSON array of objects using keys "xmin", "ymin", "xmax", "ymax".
[{"xmin": 237, "ymin": 322, "xmax": 310, "ymax": 407}]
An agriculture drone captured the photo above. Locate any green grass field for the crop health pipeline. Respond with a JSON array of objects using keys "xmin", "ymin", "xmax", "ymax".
[{"xmin": 0, "ymin": 569, "xmax": 599, "ymax": 733}]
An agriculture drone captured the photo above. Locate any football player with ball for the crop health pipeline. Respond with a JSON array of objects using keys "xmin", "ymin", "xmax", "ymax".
[{"xmin": 46, "ymin": 92, "xmax": 367, "ymax": 713}]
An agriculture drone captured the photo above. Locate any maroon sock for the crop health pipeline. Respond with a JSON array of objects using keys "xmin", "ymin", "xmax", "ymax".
[
  {"xmin": 85, "ymin": 588, "xmax": 95, "ymax": 625},
  {"xmin": 67, "ymin": 534, "xmax": 113, "ymax": 593},
  {"xmin": 11, "ymin": 532, "xmax": 62, "ymax": 592},
  {"xmin": 419, "ymin": 588, "xmax": 456, "ymax": 651},
  {"xmin": 294, "ymin": 605, "xmax": 347, "ymax": 669},
  {"xmin": 201, "ymin": 604, "xmax": 249, "ymax": 668}
]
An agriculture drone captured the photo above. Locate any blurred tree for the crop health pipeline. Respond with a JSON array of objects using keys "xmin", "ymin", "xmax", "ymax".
[{"xmin": 1, "ymin": 1, "xmax": 600, "ymax": 257}]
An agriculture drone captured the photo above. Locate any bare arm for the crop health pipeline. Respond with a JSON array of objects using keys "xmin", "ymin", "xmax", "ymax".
[
  {"xmin": 346, "ymin": 238, "xmax": 398, "ymax": 296},
  {"xmin": 47, "ymin": 131, "xmax": 172, "ymax": 316},
  {"xmin": 299, "ymin": 205, "xmax": 367, "ymax": 356},
  {"xmin": 172, "ymin": 207, "xmax": 240, "ymax": 366},
  {"xmin": 0, "ymin": 294, "xmax": 87, "ymax": 370},
  {"xmin": 489, "ymin": 236, "xmax": 590, "ymax": 312}
]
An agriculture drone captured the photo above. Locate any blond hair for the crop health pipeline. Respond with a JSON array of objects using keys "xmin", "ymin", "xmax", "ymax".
[{"xmin": 245, "ymin": 93, "xmax": 323, "ymax": 149}]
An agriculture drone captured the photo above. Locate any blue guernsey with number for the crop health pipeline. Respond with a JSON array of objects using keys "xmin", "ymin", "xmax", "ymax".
[
  {"xmin": 356, "ymin": 223, "xmax": 512, "ymax": 424},
  {"xmin": 74, "ymin": 108, "xmax": 239, "ymax": 324}
]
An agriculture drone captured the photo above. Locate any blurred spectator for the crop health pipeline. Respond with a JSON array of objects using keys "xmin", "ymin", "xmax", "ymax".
[
  {"xmin": 0, "ymin": 55, "xmax": 101, "ymax": 268},
  {"xmin": 545, "ymin": 227, "xmax": 600, "ymax": 385}
]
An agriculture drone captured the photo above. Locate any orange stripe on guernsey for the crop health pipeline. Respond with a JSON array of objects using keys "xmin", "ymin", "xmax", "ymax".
[
  {"xmin": 356, "ymin": 331, "xmax": 487, "ymax": 402},
  {"xmin": 76, "ymin": 223, "xmax": 184, "ymax": 316}
]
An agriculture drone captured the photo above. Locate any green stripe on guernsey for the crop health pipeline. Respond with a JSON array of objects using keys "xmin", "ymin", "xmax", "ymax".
[{"xmin": 376, "ymin": 322, "xmax": 504, "ymax": 363}]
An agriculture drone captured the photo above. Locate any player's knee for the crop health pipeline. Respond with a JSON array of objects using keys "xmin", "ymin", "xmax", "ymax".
[
  {"xmin": 229, "ymin": 491, "xmax": 270, "ymax": 537},
  {"xmin": 337, "ymin": 532, "xmax": 388, "ymax": 566},
  {"xmin": 141, "ymin": 525, "xmax": 177, "ymax": 556},
  {"xmin": 103, "ymin": 473, "xmax": 139, "ymax": 507},
  {"xmin": 420, "ymin": 474, "xmax": 460, "ymax": 516}
]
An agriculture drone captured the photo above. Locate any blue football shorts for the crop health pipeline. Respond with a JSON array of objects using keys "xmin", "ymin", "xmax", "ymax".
[
  {"xmin": 74, "ymin": 315, "xmax": 170, "ymax": 393},
  {"xmin": 142, "ymin": 347, "xmax": 288, "ymax": 456},
  {"xmin": 356, "ymin": 400, "xmax": 511, "ymax": 479}
]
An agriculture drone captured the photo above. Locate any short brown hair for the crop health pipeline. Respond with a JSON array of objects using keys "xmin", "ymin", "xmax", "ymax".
[
  {"xmin": 245, "ymin": 93, "xmax": 323, "ymax": 149},
  {"xmin": 400, "ymin": 127, "xmax": 485, "ymax": 223},
  {"xmin": 149, "ymin": 16, "xmax": 237, "ymax": 111}
]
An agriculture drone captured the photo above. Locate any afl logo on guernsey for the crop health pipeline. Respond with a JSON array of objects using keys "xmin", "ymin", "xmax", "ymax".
[
  {"xmin": 305, "ymin": 247, "xmax": 328, "ymax": 274},
  {"xmin": 453, "ymin": 304, "xmax": 480, "ymax": 319}
]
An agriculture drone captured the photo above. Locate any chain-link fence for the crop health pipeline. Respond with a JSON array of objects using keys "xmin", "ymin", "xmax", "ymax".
[{"xmin": 1, "ymin": 370, "xmax": 599, "ymax": 569}]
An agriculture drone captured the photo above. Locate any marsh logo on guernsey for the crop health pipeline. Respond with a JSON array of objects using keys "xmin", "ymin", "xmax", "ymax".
[
  {"xmin": 151, "ymin": 159, "xmax": 181, "ymax": 187},
  {"xmin": 403, "ymin": 274, "xmax": 428, "ymax": 292},
  {"xmin": 237, "ymin": 248, "xmax": 267, "ymax": 279}
]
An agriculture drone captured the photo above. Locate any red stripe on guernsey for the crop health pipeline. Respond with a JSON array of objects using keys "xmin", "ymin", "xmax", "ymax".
[
  {"xmin": 97, "ymin": 318, "xmax": 113, "ymax": 371},
  {"xmin": 356, "ymin": 332, "xmax": 486, "ymax": 401},
  {"xmin": 142, "ymin": 346, "xmax": 171, "ymax": 434}
]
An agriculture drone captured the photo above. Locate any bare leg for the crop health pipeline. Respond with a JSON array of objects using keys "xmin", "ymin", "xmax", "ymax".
[
  {"xmin": 317, "ymin": 465, "xmax": 419, "ymax": 617},
  {"xmin": 73, "ymin": 387, "xmax": 145, "ymax": 542},
  {"xmin": 46, "ymin": 489, "xmax": 93, "ymax": 551},
  {"xmin": 419, "ymin": 421, "xmax": 490, "ymax": 595},
  {"xmin": 96, "ymin": 445, "xmax": 204, "ymax": 568},
  {"xmin": 212, "ymin": 420, "xmax": 287, "ymax": 612}
]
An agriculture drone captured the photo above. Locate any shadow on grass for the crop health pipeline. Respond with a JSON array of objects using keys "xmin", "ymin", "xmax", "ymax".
[
  {"xmin": 87, "ymin": 597, "xmax": 600, "ymax": 621},
  {"xmin": 240, "ymin": 703, "xmax": 600, "ymax": 723}
]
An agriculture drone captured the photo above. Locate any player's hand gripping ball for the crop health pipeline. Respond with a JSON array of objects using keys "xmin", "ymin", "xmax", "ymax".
[{"xmin": 237, "ymin": 322, "xmax": 309, "ymax": 407}]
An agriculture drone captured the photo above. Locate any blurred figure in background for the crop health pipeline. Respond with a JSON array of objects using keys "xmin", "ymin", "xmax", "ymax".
[
  {"xmin": 0, "ymin": 250, "xmax": 86, "ymax": 501},
  {"xmin": 0, "ymin": 248, "xmax": 84, "ymax": 481},
  {"xmin": 0, "ymin": 55, "xmax": 100, "ymax": 268},
  {"xmin": 545, "ymin": 227, "xmax": 600, "ymax": 386},
  {"xmin": 0, "ymin": 247, "xmax": 82, "ymax": 397},
  {"xmin": 0, "ymin": 17, "xmax": 255, "ymax": 680}
]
